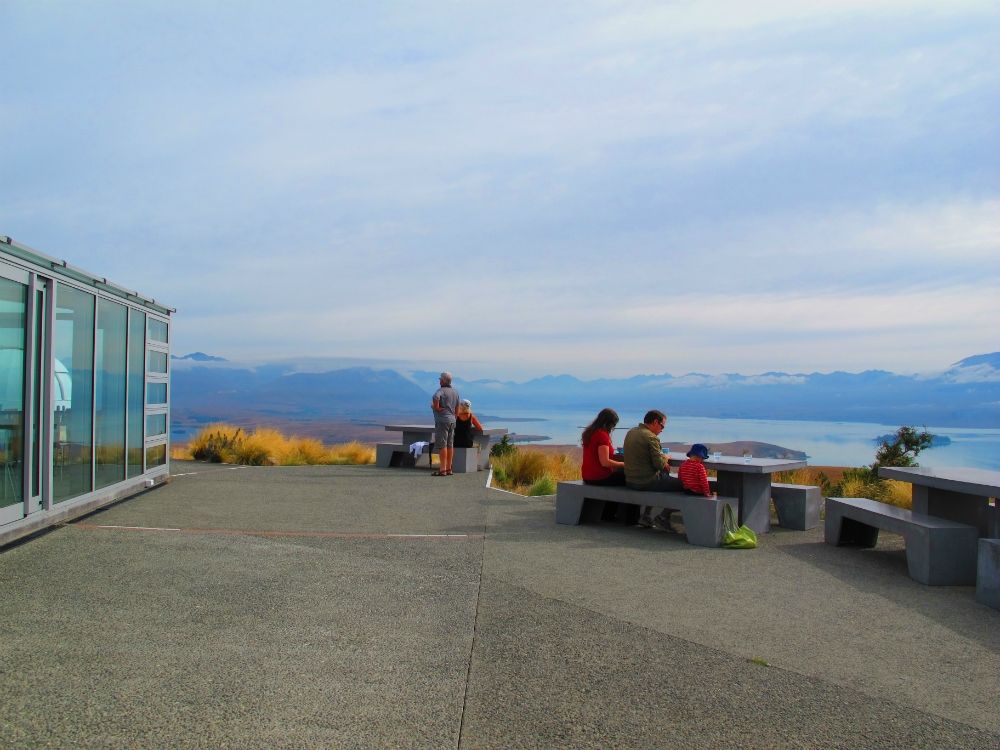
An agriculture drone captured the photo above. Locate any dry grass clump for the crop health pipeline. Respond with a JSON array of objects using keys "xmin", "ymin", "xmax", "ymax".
[
  {"xmin": 492, "ymin": 448, "xmax": 580, "ymax": 495},
  {"xmin": 176, "ymin": 424, "xmax": 375, "ymax": 466},
  {"xmin": 882, "ymin": 480, "xmax": 912, "ymax": 508},
  {"xmin": 839, "ymin": 476, "xmax": 912, "ymax": 509},
  {"xmin": 773, "ymin": 467, "xmax": 833, "ymax": 486},
  {"xmin": 325, "ymin": 441, "xmax": 377, "ymax": 465},
  {"xmin": 777, "ymin": 465, "xmax": 913, "ymax": 510}
]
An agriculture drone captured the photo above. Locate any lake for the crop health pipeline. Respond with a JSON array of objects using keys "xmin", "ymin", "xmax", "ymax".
[{"xmin": 483, "ymin": 409, "xmax": 1000, "ymax": 471}]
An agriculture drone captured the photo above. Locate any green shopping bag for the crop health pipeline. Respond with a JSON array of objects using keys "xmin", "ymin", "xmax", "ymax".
[{"xmin": 722, "ymin": 503, "xmax": 757, "ymax": 549}]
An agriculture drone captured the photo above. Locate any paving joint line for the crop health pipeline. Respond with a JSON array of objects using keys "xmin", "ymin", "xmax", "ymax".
[
  {"xmin": 73, "ymin": 522, "xmax": 481, "ymax": 541},
  {"xmin": 456, "ymin": 493, "xmax": 490, "ymax": 748}
]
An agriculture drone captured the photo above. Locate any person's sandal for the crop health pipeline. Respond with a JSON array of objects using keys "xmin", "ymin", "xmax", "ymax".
[{"xmin": 431, "ymin": 470, "xmax": 446, "ymax": 476}]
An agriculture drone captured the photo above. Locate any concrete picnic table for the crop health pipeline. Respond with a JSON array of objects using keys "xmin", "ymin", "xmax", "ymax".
[
  {"xmin": 878, "ymin": 465, "xmax": 1000, "ymax": 538},
  {"xmin": 381, "ymin": 424, "xmax": 508, "ymax": 472}
]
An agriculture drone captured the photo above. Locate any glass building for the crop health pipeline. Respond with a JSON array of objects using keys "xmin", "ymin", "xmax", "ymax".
[{"xmin": 0, "ymin": 236, "xmax": 172, "ymax": 546}]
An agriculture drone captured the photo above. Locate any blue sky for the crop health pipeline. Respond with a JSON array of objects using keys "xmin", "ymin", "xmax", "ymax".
[{"xmin": 3, "ymin": 1, "xmax": 998, "ymax": 380}]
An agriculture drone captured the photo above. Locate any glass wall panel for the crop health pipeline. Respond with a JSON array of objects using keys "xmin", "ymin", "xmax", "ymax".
[
  {"xmin": 148, "ymin": 317, "xmax": 168, "ymax": 343},
  {"xmin": 146, "ymin": 382, "xmax": 167, "ymax": 404},
  {"xmin": 148, "ymin": 350, "xmax": 167, "ymax": 374},
  {"xmin": 0, "ymin": 277, "xmax": 27, "ymax": 514},
  {"xmin": 145, "ymin": 413, "xmax": 167, "ymax": 436},
  {"xmin": 53, "ymin": 284, "xmax": 94, "ymax": 503},
  {"xmin": 95, "ymin": 299, "xmax": 127, "ymax": 489},
  {"xmin": 127, "ymin": 311, "xmax": 145, "ymax": 478},
  {"xmin": 145, "ymin": 444, "xmax": 166, "ymax": 468}
]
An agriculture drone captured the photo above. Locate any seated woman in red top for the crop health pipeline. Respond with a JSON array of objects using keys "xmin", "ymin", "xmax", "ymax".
[{"xmin": 581, "ymin": 408, "xmax": 626, "ymax": 486}]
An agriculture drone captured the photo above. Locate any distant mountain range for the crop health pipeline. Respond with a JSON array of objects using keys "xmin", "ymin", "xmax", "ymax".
[
  {"xmin": 171, "ymin": 351, "xmax": 228, "ymax": 362},
  {"xmin": 170, "ymin": 351, "xmax": 1000, "ymax": 431}
]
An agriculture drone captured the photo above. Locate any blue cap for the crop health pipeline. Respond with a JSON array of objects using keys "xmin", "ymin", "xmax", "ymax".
[{"xmin": 687, "ymin": 443, "xmax": 710, "ymax": 459}]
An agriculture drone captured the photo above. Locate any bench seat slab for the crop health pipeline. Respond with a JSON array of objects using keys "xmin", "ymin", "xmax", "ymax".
[
  {"xmin": 555, "ymin": 481, "xmax": 736, "ymax": 548},
  {"xmin": 825, "ymin": 497, "xmax": 979, "ymax": 586}
]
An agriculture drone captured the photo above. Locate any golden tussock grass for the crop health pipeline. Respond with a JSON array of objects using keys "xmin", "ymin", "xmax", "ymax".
[
  {"xmin": 491, "ymin": 448, "xmax": 580, "ymax": 495},
  {"xmin": 175, "ymin": 424, "xmax": 375, "ymax": 466}
]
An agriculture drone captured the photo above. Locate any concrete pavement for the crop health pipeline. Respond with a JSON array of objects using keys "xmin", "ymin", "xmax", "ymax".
[{"xmin": 1, "ymin": 460, "xmax": 997, "ymax": 748}]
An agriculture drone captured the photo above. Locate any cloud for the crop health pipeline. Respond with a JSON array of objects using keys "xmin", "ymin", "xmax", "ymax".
[{"xmin": 2, "ymin": 1, "xmax": 998, "ymax": 380}]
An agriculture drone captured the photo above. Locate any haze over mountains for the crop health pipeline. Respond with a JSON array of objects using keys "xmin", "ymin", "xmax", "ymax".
[{"xmin": 171, "ymin": 352, "xmax": 1000, "ymax": 433}]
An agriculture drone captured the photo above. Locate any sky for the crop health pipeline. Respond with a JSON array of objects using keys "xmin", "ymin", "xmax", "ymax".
[{"xmin": 2, "ymin": 0, "xmax": 998, "ymax": 380}]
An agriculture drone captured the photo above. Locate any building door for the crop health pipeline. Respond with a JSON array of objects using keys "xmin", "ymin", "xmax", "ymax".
[{"xmin": 0, "ymin": 262, "xmax": 28, "ymax": 525}]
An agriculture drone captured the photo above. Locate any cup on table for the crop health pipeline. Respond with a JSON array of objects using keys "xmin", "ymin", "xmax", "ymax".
[
  {"xmin": 712, "ymin": 450, "xmax": 722, "ymax": 460},
  {"xmin": 743, "ymin": 453, "xmax": 752, "ymax": 463}
]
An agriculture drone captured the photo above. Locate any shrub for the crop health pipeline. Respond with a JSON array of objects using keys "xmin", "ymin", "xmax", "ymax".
[
  {"xmin": 490, "ymin": 434, "xmax": 517, "ymax": 459},
  {"xmin": 528, "ymin": 476, "xmax": 557, "ymax": 496},
  {"xmin": 872, "ymin": 426, "xmax": 933, "ymax": 470}
]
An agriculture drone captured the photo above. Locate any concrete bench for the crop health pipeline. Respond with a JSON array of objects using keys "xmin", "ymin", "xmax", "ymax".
[
  {"xmin": 824, "ymin": 497, "xmax": 979, "ymax": 585},
  {"xmin": 555, "ymin": 480, "xmax": 736, "ymax": 548},
  {"xmin": 375, "ymin": 443, "xmax": 480, "ymax": 473},
  {"xmin": 770, "ymin": 482, "xmax": 821, "ymax": 530},
  {"xmin": 375, "ymin": 442, "xmax": 434, "ymax": 468},
  {"xmin": 975, "ymin": 538, "xmax": 1000, "ymax": 610}
]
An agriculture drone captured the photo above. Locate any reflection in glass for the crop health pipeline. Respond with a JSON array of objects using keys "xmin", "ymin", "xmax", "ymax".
[
  {"xmin": 146, "ymin": 413, "xmax": 167, "ymax": 436},
  {"xmin": 146, "ymin": 444, "xmax": 166, "ymax": 468},
  {"xmin": 148, "ymin": 317, "xmax": 168, "ymax": 343},
  {"xmin": 0, "ymin": 277, "xmax": 27, "ymax": 513},
  {"xmin": 146, "ymin": 382, "xmax": 167, "ymax": 404},
  {"xmin": 95, "ymin": 299, "xmax": 127, "ymax": 489},
  {"xmin": 127, "ymin": 311, "xmax": 145, "ymax": 478},
  {"xmin": 53, "ymin": 284, "xmax": 94, "ymax": 503},
  {"xmin": 148, "ymin": 350, "xmax": 167, "ymax": 374}
]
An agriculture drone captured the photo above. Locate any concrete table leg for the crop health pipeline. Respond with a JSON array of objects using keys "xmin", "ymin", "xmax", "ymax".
[
  {"xmin": 912, "ymin": 486, "xmax": 991, "ymax": 536},
  {"xmin": 976, "ymin": 539, "xmax": 1000, "ymax": 610},
  {"xmin": 715, "ymin": 471, "xmax": 772, "ymax": 534},
  {"xmin": 739, "ymin": 473, "xmax": 773, "ymax": 535}
]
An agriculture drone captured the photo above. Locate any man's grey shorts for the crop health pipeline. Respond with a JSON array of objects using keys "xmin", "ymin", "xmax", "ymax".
[{"xmin": 435, "ymin": 418, "xmax": 457, "ymax": 448}]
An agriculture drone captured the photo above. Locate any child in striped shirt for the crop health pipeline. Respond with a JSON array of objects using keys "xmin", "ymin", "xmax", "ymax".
[{"xmin": 678, "ymin": 443, "xmax": 717, "ymax": 498}]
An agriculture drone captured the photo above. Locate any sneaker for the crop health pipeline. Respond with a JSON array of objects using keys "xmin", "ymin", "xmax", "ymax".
[{"xmin": 651, "ymin": 515, "xmax": 675, "ymax": 532}]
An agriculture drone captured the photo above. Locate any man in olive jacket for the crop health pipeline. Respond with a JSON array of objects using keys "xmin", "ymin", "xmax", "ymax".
[{"xmin": 623, "ymin": 409, "xmax": 683, "ymax": 530}]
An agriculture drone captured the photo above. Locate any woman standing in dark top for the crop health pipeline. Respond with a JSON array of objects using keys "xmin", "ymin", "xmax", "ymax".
[{"xmin": 454, "ymin": 399, "xmax": 484, "ymax": 448}]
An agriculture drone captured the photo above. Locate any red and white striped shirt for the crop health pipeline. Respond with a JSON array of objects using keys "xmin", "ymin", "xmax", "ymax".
[{"xmin": 678, "ymin": 458, "xmax": 712, "ymax": 496}]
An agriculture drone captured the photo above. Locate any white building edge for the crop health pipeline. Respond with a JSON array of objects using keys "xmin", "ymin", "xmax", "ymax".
[{"xmin": 1, "ymin": 235, "xmax": 173, "ymax": 546}]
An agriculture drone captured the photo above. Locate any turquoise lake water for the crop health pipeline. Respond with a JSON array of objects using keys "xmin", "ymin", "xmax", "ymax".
[{"xmin": 485, "ymin": 409, "xmax": 1000, "ymax": 471}]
